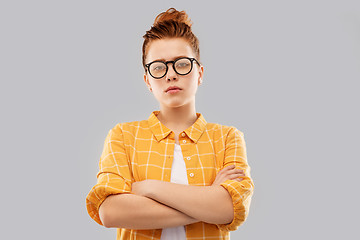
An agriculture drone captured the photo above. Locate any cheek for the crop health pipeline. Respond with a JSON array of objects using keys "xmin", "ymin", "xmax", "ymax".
[
  {"xmin": 150, "ymin": 83, "xmax": 164, "ymax": 98},
  {"xmin": 188, "ymin": 76, "xmax": 200, "ymax": 90},
  {"xmin": 151, "ymin": 82, "xmax": 162, "ymax": 92}
]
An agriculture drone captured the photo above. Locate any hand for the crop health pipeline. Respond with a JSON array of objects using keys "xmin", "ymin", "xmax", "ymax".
[
  {"xmin": 131, "ymin": 179, "xmax": 155, "ymax": 197},
  {"xmin": 212, "ymin": 165, "xmax": 245, "ymax": 186}
]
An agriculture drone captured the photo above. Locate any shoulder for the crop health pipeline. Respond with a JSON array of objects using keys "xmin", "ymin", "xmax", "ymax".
[
  {"xmin": 107, "ymin": 118, "xmax": 150, "ymax": 138},
  {"xmin": 204, "ymin": 122, "xmax": 246, "ymax": 151},
  {"xmin": 205, "ymin": 122, "xmax": 245, "ymax": 138}
]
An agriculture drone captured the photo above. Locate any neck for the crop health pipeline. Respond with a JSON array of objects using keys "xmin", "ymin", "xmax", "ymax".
[{"xmin": 157, "ymin": 102, "xmax": 198, "ymax": 133}]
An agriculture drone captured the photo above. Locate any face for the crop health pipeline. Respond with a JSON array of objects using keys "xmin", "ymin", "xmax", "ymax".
[{"xmin": 144, "ymin": 38, "xmax": 204, "ymax": 109}]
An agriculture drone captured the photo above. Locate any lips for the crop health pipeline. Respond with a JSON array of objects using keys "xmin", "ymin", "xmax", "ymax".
[{"xmin": 165, "ymin": 86, "xmax": 182, "ymax": 92}]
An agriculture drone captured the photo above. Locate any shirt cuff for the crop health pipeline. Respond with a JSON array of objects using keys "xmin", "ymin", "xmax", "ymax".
[
  {"xmin": 86, "ymin": 173, "xmax": 132, "ymax": 225},
  {"xmin": 216, "ymin": 179, "xmax": 254, "ymax": 231}
]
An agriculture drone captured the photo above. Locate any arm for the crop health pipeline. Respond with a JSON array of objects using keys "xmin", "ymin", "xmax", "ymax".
[
  {"xmin": 135, "ymin": 181, "xmax": 233, "ymax": 224},
  {"xmin": 99, "ymin": 193, "xmax": 199, "ymax": 229},
  {"xmin": 216, "ymin": 127, "xmax": 255, "ymax": 231},
  {"xmin": 132, "ymin": 127, "xmax": 254, "ymax": 231},
  {"xmin": 132, "ymin": 165, "xmax": 245, "ymax": 225},
  {"xmin": 87, "ymin": 125, "xmax": 200, "ymax": 229}
]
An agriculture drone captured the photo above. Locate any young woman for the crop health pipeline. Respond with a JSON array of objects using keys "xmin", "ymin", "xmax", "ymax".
[{"xmin": 86, "ymin": 8, "xmax": 254, "ymax": 240}]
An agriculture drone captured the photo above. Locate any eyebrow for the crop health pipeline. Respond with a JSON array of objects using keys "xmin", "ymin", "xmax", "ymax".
[{"xmin": 151, "ymin": 55, "xmax": 191, "ymax": 62}]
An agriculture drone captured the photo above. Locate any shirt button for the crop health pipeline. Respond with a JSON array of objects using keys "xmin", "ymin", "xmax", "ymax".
[
  {"xmin": 186, "ymin": 157, "xmax": 191, "ymax": 160},
  {"xmin": 183, "ymin": 140, "xmax": 186, "ymax": 143},
  {"xmin": 189, "ymin": 173, "xmax": 194, "ymax": 177},
  {"xmin": 181, "ymin": 133, "xmax": 186, "ymax": 137}
]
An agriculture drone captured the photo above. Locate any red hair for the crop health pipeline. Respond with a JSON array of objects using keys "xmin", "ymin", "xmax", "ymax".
[{"xmin": 142, "ymin": 8, "xmax": 200, "ymax": 70}]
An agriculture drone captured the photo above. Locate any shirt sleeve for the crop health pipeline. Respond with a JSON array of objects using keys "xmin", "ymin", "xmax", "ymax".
[
  {"xmin": 216, "ymin": 127, "xmax": 255, "ymax": 232},
  {"xmin": 86, "ymin": 124, "xmax": 134, "ymax": 226}
]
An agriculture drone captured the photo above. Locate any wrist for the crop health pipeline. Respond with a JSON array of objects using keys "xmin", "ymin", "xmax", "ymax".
[{"xmin": 145, "ymin": 179, "xmax": 159, "ymax": 198}]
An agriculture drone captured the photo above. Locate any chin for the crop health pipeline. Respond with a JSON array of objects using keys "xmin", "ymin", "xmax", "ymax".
[
  {"xmin": 167, "ymin": 104, "xmax": 184, "ymax": 108},
  {"xmin": 163, "ymin": 101, "xmax": 186, "ymax": 108}
]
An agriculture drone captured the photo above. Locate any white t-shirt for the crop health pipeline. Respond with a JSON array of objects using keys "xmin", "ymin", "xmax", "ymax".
[{"xmin": 160, "ymin": 143, "xmax": 189, "ymax": 240}]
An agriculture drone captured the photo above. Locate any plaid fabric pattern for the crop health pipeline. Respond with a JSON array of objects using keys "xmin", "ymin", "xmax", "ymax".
[{"xmin": 86, "ymin": 111, "xmax": 254, "ymax": 240}]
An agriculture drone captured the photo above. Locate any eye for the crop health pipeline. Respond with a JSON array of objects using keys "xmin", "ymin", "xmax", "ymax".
[
  {"xmin": 177, "ymin": 62, "xmax": 189, "ymax": 67},
  {"xmin": 155, "ymin": 66, "xmax": 165, "ymax": 70},
  {"xmin": 175, "ymin": 61, "xmax": 190, "ymax": 68},
  {"xmin": 151, "ymin": 64, "xmax": 166, "ymax": 72}
]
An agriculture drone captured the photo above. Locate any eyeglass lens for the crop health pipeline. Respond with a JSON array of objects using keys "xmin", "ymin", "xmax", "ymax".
[{"xmin": 149, "ymin": 58, "xmax": 192, "ymax": 78}]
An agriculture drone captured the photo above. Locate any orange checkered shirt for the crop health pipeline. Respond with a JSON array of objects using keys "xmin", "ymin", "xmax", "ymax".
[{"xmin": 86, "ymin": 111, "xmax": 254, "ymax": 240}]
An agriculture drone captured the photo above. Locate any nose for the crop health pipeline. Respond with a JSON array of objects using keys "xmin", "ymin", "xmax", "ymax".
[{"xmin": 165, "ymin": 63, "xmax": 178, "ymax": 81}]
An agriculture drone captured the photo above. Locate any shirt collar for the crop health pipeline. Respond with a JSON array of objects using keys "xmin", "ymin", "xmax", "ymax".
[{"xmin": 148, "ymin": 110, "xmax": 207, "ymax": 143}]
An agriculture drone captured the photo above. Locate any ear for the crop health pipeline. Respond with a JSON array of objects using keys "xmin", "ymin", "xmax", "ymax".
[
  {"xmin": 197, "ymin": 65, "xmax": 204, "ymax": 86},
  {"xmin": 144, "ymin": 72, "xmax": 151, "ymax": 88}
]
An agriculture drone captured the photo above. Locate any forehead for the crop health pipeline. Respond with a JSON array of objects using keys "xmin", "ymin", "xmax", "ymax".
[{"xmin": 146, "ymin": 38, "xmax": 194, "ymax": 62}]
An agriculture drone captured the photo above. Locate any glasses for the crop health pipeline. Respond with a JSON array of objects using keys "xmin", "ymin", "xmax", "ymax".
[{"xmin": 145, "ymin": 57, "xmax": 200, "ymax": 79}]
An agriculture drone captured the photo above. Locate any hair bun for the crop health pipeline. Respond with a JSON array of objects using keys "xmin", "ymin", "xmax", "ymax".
[{"xmin": 154, "ymin": 8, "xmax": 192, "ymax": 27}]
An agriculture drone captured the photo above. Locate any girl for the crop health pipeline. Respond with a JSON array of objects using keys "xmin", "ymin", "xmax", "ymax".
[{"xmin": 86, "ymin": 8, "xmax": 254, "ymax": 240}]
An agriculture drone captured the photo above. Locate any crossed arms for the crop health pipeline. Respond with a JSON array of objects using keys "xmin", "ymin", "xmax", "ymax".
[
  {"xmin": 99, "ymin": 165, "xmax": 244, "ymax": 229},
  {"xmin": 86, "ymin": 126, "xmax": 254, "ymax": 231}
]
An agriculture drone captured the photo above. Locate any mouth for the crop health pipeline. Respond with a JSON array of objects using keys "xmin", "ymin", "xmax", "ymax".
[
  {"xmin": 166, "ymin": 89, "xmax": 182, "ymax": 94},
  {"xmin": 165, "ymin": 86, "xmax": 182, "ymax": 93}
]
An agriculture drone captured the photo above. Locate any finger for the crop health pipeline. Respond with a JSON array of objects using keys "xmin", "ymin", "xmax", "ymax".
[
  {"xmin": 229, "ymin": 173, "xmax": 245, "ymax": 179},
  {"xmin": 217, "ymin": 165, "xmax": 235, "ymax": 174},
  {"xmin": 223, "ymin": 165, "xmax": 243, "ymax": 172},
  {"xmin": 224, "ymin": 165, "xmax": 236, "ymax": 170},
  {"xmin": 222, "ymin": 168, "xmax": 244, "ymax": 175},
  {"xmin": 230, "ymin": 168, "xmax": 244, "ymax": 174},
  {"xmin": 215, "ymin": 173, "xmax": 243, "ymax": 185},
  {"xmin": 234, "ymin": 178, "xmax": 244, "ymax": 182}
]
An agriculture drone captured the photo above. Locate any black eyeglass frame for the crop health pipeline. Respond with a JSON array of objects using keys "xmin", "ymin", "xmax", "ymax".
[{"xmin": 145, "ymin": 57, "xmax": 201, "ymax": 79}]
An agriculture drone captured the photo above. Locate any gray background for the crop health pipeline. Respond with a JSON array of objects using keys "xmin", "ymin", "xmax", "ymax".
[{"xmin": 1, "ymin": 0, "xmax": 359, "ymax": 239}]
